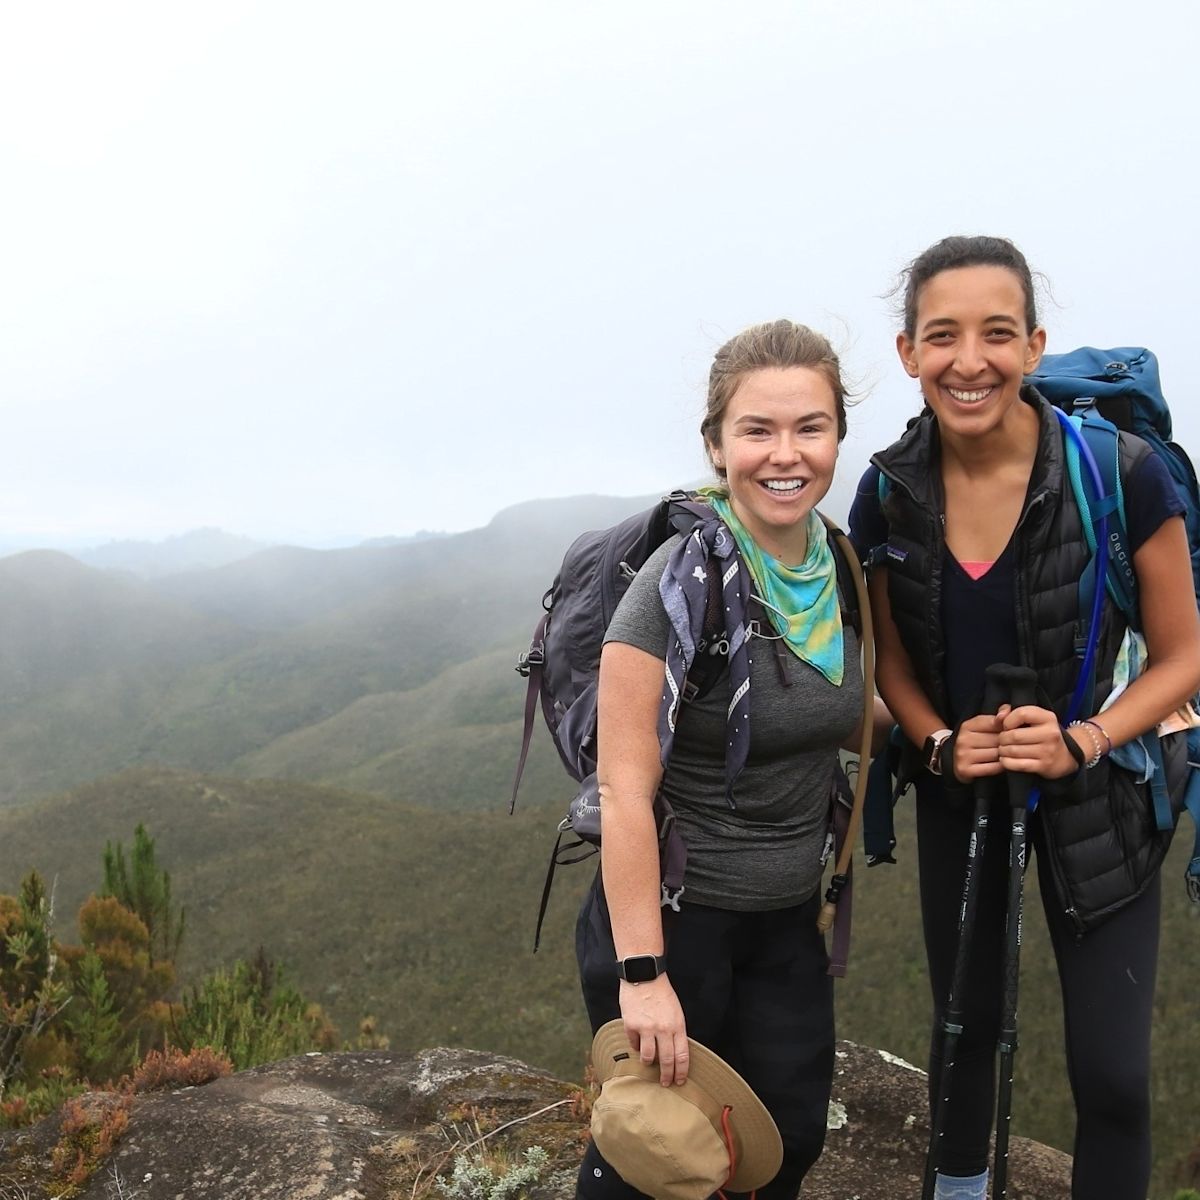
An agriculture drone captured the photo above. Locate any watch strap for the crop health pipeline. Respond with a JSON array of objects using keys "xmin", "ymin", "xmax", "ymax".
[
  {"xmin": 616, "ymin": 954, "xmax": 668, "ymax": 984},
  {"xmin": 924, "ymin": 728, "xmax": 953, "ymax": 775}
]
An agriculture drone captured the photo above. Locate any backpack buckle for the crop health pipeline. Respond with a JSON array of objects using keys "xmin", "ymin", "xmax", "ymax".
[
  {"xmin": 515, "ymin": 646, "xmax": 544, "ymax": 677},
  {"xmin": 660, "ymin": 882, "xmax": 685, "ymax": 912}
]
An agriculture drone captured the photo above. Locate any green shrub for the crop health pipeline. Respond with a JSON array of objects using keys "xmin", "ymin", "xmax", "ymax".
[
  {"xmin": 171, "ymin": 950, "xmax": 335, "ymax": 1070},
  {"xmin": 0, "ymin": 872, "xmax": 71, "ymax": 1101}
]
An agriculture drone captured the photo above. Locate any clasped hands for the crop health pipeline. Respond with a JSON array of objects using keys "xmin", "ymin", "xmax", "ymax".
[{"xmin": 952, "ymin": 704, "xmax": 1083, "ymax": 781}]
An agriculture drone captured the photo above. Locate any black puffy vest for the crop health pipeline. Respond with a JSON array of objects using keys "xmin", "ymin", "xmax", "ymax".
[{"xmin": 873, "ymin": 388, "xmax": 1181, "ymax": 934}]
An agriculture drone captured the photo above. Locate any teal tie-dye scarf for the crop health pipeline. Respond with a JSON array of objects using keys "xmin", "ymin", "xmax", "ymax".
[{"xmin": 700, "ymin": 488, "xmax": 844, "ymax": 686}]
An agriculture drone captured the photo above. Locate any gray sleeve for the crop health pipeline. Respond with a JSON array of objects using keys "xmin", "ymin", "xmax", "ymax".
[{"xmin": 602, "ymin": 537, "xmax": 678, "ymax": 660}]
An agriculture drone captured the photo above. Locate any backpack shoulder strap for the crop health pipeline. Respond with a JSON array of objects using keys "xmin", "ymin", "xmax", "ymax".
[
  {"xmin": 1060, "ymin": 410, "xmax": 1139, "ymax": 627},
  {"xmin": 1059, "ymin": 411, "xmax": 1177, "ymax": 829},
  {"xmin": 819, "ymin": 512, "xmax": 863, "ymax": 637}
]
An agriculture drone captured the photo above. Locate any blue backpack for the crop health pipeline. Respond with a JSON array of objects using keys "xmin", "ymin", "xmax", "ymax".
[{"xmin": 1028, "ymin": 347, "xmax": 1200, "ymax": 902}]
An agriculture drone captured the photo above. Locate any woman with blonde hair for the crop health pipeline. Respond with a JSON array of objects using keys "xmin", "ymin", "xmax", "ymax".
[{"xmin": 576, "ymin": 319, "xmax": 868, "ymax": 1198}]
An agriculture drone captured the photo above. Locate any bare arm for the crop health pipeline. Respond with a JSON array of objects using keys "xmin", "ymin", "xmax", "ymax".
[
  {"xmin": 840, "ymin": 693, "xmax": 894, "ymax": 756},
  {"xmin": 869, "ymin": 568, "xmax": 1004, "ymax": 780},
  {"xmin": 1001, "ymin": 515, "xmax": 1200, "ymax": 773},
  {"xmin": 596, "ymin": 640, "xmax": 690, "ymax": 1086}
]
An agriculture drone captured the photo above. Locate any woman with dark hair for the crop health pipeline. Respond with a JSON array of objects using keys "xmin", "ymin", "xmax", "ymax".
[
  {"xmin": 575, "ymin": 319, "xmax": 869, "ymax": 1199},
  {"xmin": 850, "ymin": 236, "xmax": 1200, "ymax": 1200}
]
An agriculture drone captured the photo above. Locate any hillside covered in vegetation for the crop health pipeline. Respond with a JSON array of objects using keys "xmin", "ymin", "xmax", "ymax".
[{"xmin": 0, "ymin": 492, "xmax": 1197, "ymax": 1196}]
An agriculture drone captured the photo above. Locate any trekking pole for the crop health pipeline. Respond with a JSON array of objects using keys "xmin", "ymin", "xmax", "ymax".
[
  {"xmin": 990, "ymin": 666, "xmax": 1039, "ymax": 1200},
  {"xmin": 921, "ymin": 665, "xmax": 1010, "ymax": 1200}
]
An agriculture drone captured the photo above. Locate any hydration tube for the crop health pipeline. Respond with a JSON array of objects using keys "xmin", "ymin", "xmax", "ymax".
[
  {"xmin": 1053, "ymin": 408, "xmax": 1111, "ymax": 723},
  {"xmin": 1027, "ymin": 410, "xmax": 1112, "ymax": 812}
]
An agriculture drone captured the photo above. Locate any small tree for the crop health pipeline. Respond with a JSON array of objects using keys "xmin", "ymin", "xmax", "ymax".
[
  {"xmin": 59, "ymin": 895, "xmax": 175, "ymax": 1067},
  {"xmin": 62, "ymin": 950, "xmax": 128, "ymax": 1083},
  {"xmin": 0, "ymin": 873, "xmax": 71, "ymax": 1099},
  {"xmin": 101, "ymin": 825, "xmax": 184, "ymax": 966}
]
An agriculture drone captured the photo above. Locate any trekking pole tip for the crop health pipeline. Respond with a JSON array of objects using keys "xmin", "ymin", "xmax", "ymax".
[{"xmin": 816, "ymin": 900, "xmax": 837, "ymax": 934}]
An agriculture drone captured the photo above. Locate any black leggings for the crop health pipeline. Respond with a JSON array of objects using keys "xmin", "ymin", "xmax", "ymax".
[
  {"xmin": 917, "ymin": 788, "xmax": 1161, "ymax": 1199},
  {"xmin": 575, "ymin": 878, "xmax": 834, "ymax": 1200}
]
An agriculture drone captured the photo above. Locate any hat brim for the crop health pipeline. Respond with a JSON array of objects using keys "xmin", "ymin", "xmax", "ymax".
[{"xmin": 591, "ymin": 1020, "xmax": 783, "ymax": 1192}]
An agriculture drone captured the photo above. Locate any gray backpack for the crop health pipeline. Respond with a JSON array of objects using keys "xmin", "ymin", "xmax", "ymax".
[{"xmin": 510, "ymin": 491, "xmax": 865, "ymax": 954}]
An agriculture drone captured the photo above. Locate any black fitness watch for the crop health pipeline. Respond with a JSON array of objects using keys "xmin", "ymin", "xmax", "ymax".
[
  {"xmin": 616, "ymin": 954, "xmax": 668, "ymax": 984},
  {"xmin": 923, "ymin": 728, "xmax": 953, "ymax": 776}
]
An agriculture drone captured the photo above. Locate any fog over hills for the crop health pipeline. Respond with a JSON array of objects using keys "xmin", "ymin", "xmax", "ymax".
[
  {"xmin": 75, "ymin": 528, "xmax": 273, "ymax": 578},
  {"xmin": 0, "ymin": 492, "xmax": 650, "ymax": 806},
  {"xmin": 0, "ymin": 549, "xmax": 255, "ymax": 698}
]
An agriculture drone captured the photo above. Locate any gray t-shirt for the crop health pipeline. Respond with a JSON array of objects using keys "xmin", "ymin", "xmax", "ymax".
[{"xmin": 604, "ymin": 537, "xmax": 863, "ymax": 910}]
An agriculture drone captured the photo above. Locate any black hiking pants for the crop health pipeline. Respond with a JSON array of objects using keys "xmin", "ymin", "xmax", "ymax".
[
  {"xmin": 917, "ymin": 786, "xmax": 1160, "ymax": 1199},
  {"xmin": 574, "ymin": 875, "xmax": 834, "ymax": 1200}
]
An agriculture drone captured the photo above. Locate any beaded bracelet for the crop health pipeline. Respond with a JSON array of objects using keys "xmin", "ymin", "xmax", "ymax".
[
  {"xmin": 1083, "ymin": 718, "xmax": 1113, "ymax": 756},
  {"xmin": 1067, "ymin": 720, "xmax": 1105, "ymax": 769}
]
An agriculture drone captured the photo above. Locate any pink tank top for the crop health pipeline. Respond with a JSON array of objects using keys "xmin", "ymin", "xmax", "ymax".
[{"xmin": 958, "ymin": 560, "xmax": 995, "ymax": 581}]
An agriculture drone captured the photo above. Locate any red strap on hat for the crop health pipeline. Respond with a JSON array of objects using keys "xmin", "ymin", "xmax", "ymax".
[
  {"xmin": 716, "ymin": 1105, "xmax": 744, "ymax": 1200},
  {"xmin": 715, "ymin": 1104, "xmax": 758, "ymax": 1200}
]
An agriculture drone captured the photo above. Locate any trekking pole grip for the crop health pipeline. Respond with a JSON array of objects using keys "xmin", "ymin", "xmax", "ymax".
[{"xmin": 992, "ymin": 665, "xmax": 1040, "ymax": 810}]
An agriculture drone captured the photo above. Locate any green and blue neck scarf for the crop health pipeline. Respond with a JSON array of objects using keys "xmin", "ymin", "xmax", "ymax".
[{"xmin": 700, "ymin": 488, "xmax": 845, "ymax": 686}]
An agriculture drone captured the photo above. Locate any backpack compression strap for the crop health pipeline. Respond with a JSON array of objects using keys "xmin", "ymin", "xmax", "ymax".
[
  {"xmin": 510, "ymin": 612, "xmax": 548, "ymax": 814},
  {"xmin": 1186, "ymin": 728, "xmax": 1200, "ymax": 903}
]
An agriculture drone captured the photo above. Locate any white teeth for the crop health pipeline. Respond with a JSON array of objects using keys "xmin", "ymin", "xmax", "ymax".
[
  {"xmin": 948, "ymin": 386, "xmax": 991, "ymax": 403},
  {"xmin": 764, "ymin": 479, "xmax": 803, "ymax": 492}
]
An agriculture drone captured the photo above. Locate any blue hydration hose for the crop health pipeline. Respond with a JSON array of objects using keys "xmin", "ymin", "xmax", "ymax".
[{"xmin": 1030, "ymin": 409, "xmax": 1112, "ymax": 812}]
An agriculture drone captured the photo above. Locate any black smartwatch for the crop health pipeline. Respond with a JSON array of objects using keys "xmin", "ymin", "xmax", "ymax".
[
  {"xmin": 923, "ymin": 728, "xmax": 953, "ymax": 776},
  {"xmin": 616, "ymin": 954, "xmax": 668, "ymax": 984}
]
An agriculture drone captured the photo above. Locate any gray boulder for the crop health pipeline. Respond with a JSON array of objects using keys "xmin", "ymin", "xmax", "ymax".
[{"xmin": 0, "ymin": 1042, "xmax": 1070, "ymax": 1199}]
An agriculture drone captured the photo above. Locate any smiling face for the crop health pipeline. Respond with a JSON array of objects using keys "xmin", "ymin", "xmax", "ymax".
[
  {"xmin": 896, "ymin": 264, "xmax": 1046, "ymax": 440},
  {"xmin": 707, "ymin": 366, "xmax": 840, "ymax": 563}
]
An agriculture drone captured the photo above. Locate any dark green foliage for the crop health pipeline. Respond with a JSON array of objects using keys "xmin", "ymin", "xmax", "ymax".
[
  {"xmin": 171, "ymin": 950, "xmax": 335, "ymax": 1070},
  {"xmin": 0, "ymin": 824, "xmax": 337, "ymax": 1129},
  {"xmin": 0, "ymin": 872, "xmax": 70, "ymax": 1097},
  {"xmin": 62, "ymin": 950, "xmax": 128, "ymax": 1083},
  {"xmin": 101, "ymin": 823, "xmax": 184, "ymax": 964}
]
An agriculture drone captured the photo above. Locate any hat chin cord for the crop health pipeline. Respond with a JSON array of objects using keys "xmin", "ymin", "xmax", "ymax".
[{"xmin": 715, "ymin": 1106, "xmax": 757, "ymax": 1200}]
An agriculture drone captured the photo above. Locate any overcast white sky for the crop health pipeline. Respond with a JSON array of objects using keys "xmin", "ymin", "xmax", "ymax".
[{"xmin": 1, "ymin": 0, "xmax": 1196, "ymax": 549}]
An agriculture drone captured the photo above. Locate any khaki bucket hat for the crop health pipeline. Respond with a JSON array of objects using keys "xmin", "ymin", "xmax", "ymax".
[{"xmin": 589, "ymin": 1020, "xmax": 783, "ymax": 1200}]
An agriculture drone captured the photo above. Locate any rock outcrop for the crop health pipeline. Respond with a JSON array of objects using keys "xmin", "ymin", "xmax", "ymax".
[{"xmin": 0, "ymin": 1041, "xmax": 1071, "ymax": 1199}]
